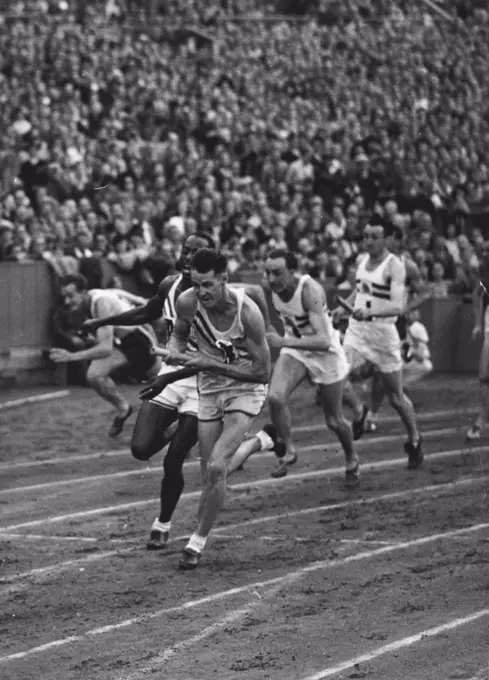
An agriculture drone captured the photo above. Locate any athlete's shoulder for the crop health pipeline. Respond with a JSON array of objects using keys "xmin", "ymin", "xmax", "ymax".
[
  {"xmin": 156, "ymin": 273, "xmax": 181, "ymax": 299},
  {"xmin": 175, "ymin": 287, "xmax": 197, "ymax": 316},
  {"xmin": 387, "ymin": 252, "xmax": 405, "ymax": 274},
  {"xmin": 241, "ymin": 293, "xmax": 267, "ymax": 334},
  {"xmin": 404, "ymin": 257, "xmax": 420, "ymax": 280},
  {"xmin": 243, "ymin": 283, "xmax": 268, "ymax": 308},
  {"xmin": 90, "ymin": 290, "xmax": 123, "ymax": 317},
  {"xmin": 302, "ymin": 275, "xmax": 326, "ymax": 300}
]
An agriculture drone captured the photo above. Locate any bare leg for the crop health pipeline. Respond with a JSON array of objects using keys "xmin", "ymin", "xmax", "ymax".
[
  {"xmin": 267, "ymin": 353, "xmax": 307, "ymax": 473},
  {"xmin": 196, "ymin": 419, "xmax": 223, "ymax": 520},
  {"xmin": 180, "ymin": 413, "xmax": 256, "ymax": 568},
  {"xmin": 131, "ymin": 403, "xmax": 178, "ymax": 460},
  {"xmin": 196, "ymin": 412, "xmax": 255, "ymax": 538},
  {"xmin": 86, "ymin": 350, "xmax": 130, "ymax": 416},
  {"xmin": 319, "ymin": 379, "xmax": 358, "ymax": 471},
  {"xmin": 382, "ymin": 370, "xmax": 419, "ymax": 444},
  {"xmin": 342, "ymin": 379, "xmax": 365, "ymax": 421},
  {"xmin": 227, "ymin": 436, "xmax": 261, "ymax": 475},
  {"xmin": 368, "ymin": 371, "xmax": 386, "ymax": 428}
]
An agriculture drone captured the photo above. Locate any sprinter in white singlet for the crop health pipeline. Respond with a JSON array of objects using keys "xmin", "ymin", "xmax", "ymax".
[
  {"xmin": 263, "ymin": 248, "xmax": 358, "ymax": 484},
  {"xmin": 156, "ymin": 248, "xmax": 271, "ymax": 570},
  {"xmin": 81, "ymin": 234, "xmax": 280, "ymax": 551},
  {"xmin": 339, "ymin": 216, "xmax": 423, "ymax": 469},
  {"xmin": 50, "ymin": 273, "xmax": 161, "ymax": 437},
  {"xmin": 365, "ymin": 227, "xmax": 424, "ymax": 432}
]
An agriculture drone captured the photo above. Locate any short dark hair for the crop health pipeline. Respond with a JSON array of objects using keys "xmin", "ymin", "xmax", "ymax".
[
  {"xmin": 266, "ymin": 247, "xmax": 298, "ymax": 271},
  {"xmin": 190, "ymin": 247, "xmax": 227, "ymax": 275},
  {"xmin": 59, "ymin": 273, "xmax": 88, "ymax": 292},
  {"xmin": 186, "ymin": 232, "xmax": 215, "ymax": 250},
  {"xmin": 366, "ymin": 214, "xmax": 394, "ymax": 237}
]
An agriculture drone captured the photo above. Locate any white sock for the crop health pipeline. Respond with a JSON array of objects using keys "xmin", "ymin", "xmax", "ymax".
[
  {"xmin": 186, "ymin": 533, "xmax": 207, "ymax": 554},
  {"xmin": 152, "ymin": 519, "xmax": 171, "ymax": 533},
  {"xmin": 255, "ymin": 429, "xmax": 274, "ymax": 452}
]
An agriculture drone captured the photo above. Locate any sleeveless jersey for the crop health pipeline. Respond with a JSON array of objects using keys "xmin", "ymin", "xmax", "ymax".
[
  {"xmin": 162, "ymin": 275, "xmax": 198, "ymax": 351},
  {"xmin": 89, "ymin": 289, "xmax": 154, "ymax": 342},
  {"xmin": 354, "ymin": 253, "xmax": 402, "ymax": 323},
  {"xmin": 271, "ymin": 274, "xmax": 342, "ymax": 353},
  {"xmin": 192, "ymin": 287, "xmax": 256, "ymax": 392}
]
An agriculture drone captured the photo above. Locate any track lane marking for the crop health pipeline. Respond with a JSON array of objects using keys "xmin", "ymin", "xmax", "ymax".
[
  {"xmin": 0, "ymin": 408, "xmax": 472, "ymax": 472},
  {"xmin": 1, "ymin": 443, "xmax": 486, "ymax": 533},
  {"xmin": 1, "ymin": 521, "xmax": 488, "ymax": 665},
  {"xmin": 299, "ymin": 610, "xmax": 489, "ymax": 680},
  {"xmin": 0, "ymin": 427, "xmax": 460, "ymax": 496},
  {"xmin": 0, "ymin": 477, "xmax": 483, "ymax": 589}
]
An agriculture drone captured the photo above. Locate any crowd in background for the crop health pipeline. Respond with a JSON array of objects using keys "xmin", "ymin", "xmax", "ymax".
[{"xmin": 1, "ymin": 0, "xmax": 489, "ymax": 302}]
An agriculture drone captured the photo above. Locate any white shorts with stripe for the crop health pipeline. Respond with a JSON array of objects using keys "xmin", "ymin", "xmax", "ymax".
[
  {"xmin": 151, "ymin": 363, "xmax": 199, "ymax": 416},
  {"xmin": 343, "ymin": 319, "xmax": 402, "ymax": 376}
]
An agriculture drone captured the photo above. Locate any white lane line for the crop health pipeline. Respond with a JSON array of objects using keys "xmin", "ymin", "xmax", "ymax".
[
  {"xmin": 0, "ymin": 533, "xmax": 103, "ymax": 543},
  {"xmin": 1, "ymin": 521, "xmax": 488, "ymax": 665},
  {"xmin": 299, "ymin": 609, "xmax": 489, "ymax": 680},
  {"xmin": 0, "ymin": 477, "xmax": 483, "ymax": 588},
  {"xmin": 291, "ymin": 407, "xmax": 472, "ymax": 434},
  {"xmin": 337, "ymin": 538, "xmax": 401, "ymax": 546},
  {"xmin": 0, "ymin": 408, "xmax": 472, "ymax": 472},
  {"xmin": 1, "ymin": 443, "xmax": 486, "ymax": 534},
  {"xmin": 137, "ymin": 580, "xmax": 290, "ymax": 673},
  {"xmin": 0, "ymin": 427, "xmax": 460, "ymax": 496},
  {"xmin": 0, "ymin": 390, "xmax": 70, "ymax": 412}
]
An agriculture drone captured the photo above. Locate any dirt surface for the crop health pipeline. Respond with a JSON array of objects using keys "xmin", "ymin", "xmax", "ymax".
[{"xmin": 1, "ymin": 375, "xmax": 489, "ymax": 680}]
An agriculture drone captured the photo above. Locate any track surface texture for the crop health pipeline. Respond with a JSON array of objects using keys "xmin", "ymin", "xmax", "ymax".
[{"xmin": 1, "ymin": 374, "xmax": 489, "ymax": 680}]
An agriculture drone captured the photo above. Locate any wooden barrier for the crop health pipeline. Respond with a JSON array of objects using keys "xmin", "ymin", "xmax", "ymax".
[{"xmin": 0, "ymin": 262, "xmax": 482, "ymax": 383}]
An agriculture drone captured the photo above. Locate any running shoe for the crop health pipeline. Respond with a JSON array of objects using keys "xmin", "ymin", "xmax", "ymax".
[
  {"xmin": 466, "ymin": 425, "xmax": 481, "ymax": 442},
  {"xmin": 404, "ymin": 435, "xmax": 424, "ymax": 469},
  {"xmin": 344, "ymin": 464, "xmax": 360, "ymax": 489},
  {"xmin": 270, "ymin": 452, "xmax": 298, "ymax": 478},
  {"xmin": 146, "ymin": 520, "xmax": 170, "ymax": 550},
  {"xmin": 178, "ymin": 548, "xmax": 200, "ymax": 570},
  {"xmin": 108, "ymin": 405, "xmax": 134, "ymax": 438}
]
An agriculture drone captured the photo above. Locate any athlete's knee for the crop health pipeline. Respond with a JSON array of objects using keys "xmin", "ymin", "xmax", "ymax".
[
  {"xmin": 325, "ymin": 413, "xmax": 345, "ymax": 432},
  {"xmin": 130, "ymin": 436, "xmax": 152, "ymax": 461},
  {"xmin": 205, "ymin": 459, "xmax": 227, "ymax": 484},
  {"xmin": 86, "ymin": 365, "xmax": 109, "ymax": 387},
  {"xmin": 388, "ymin": 390, "xmax": 404, "ymax": 410},
  {"xmin": 268, "ymin": 389, "xmax": 286, "ymax": 410}
]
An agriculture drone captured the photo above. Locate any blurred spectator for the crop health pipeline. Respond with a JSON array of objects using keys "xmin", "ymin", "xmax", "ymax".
[
  {"xmin": 0, "ymin": 0, "xmax": 487, "ymax": 309},
  {"xmin": 429, "ymin": 261, "xmax": 450, "ymax": 299}
]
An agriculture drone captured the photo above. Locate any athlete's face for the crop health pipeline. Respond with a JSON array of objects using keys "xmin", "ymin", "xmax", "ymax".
[
  {"xmin": 179, "ymin": 235, "xmax": 211, "ymax": 275},
  {"xmin": 363, "ymin": 225, "xmax": 385, "ymax": 257},
  {"xmin": 265, "ymin": 257, "xmax": 293, "ymax": 294},
  {"xmin": 191, "ymin": 269, "xmax": 226, "ymax": 308},
  {"xmin": 61, "ymin": 283, "xmax": 84, "ymax": 312}
]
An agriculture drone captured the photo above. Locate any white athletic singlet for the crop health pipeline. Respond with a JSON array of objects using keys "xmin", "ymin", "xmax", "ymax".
[
  {"xmin": 353, "ymin": 253, "xmax": 402, "ymax": 324},
  {"xmin": 162, "ymin": 275, "xmax": 198, "ymax": 351},
  {"xmin": 271, "ymin": 274, "xmax": 342, "ymax": 353},
  {"xmin": 192, "ymin": 288, "xmax": 258, "ymax": 394},
  {"xmin": 271, "ymin": 275, "xmax": 348, "ymax": 385},
  {"xmin": 343, "ymin": 253, "xmax": 404, "ymax": 374},
  {"xmin": 88, "ymin": 289, "xmax": 154, "ymax": 342}
]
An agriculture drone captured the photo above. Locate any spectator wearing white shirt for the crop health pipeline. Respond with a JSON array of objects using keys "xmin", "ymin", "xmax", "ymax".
[
  {"xmin": 403, "ymin": 309, "xmax": 433, "ymax": 386},
  {"xmin": 325, "ymin": 205, "xmax": 347, "ymax": 241}
]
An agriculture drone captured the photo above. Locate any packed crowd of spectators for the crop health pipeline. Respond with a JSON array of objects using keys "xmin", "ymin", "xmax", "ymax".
[{"xmin": 1, "ymin": 0, "xmax": 489, "ymax": 303}]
